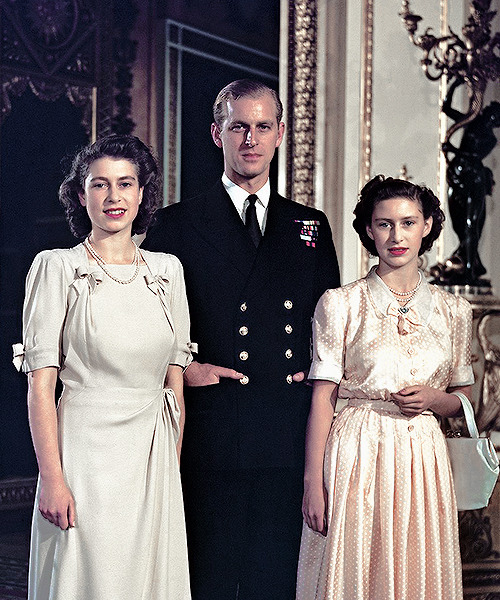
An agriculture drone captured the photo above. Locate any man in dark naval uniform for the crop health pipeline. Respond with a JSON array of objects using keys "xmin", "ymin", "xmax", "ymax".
[{"xmin": 143, "ymin": 79, "xmax": 340, "ymax": 600}]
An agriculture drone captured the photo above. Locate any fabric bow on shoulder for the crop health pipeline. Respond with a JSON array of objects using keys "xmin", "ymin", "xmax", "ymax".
[
  {"xmin": 73, "ymin": 265, "xmax": 103, "ymax": 294},
  {"xmin": 145, "ymin": 273, "xmax": 174, "ymax": 333}
]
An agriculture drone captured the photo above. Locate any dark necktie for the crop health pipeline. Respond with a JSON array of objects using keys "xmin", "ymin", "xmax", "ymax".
[{"xmin": 245, "ymin": 194, "xmax": 261, "ymax": 247}]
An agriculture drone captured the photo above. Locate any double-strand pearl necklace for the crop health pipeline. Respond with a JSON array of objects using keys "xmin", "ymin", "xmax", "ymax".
[
  {"xmin": 84, "ymin": 236, "xmax": 141, "ymax": 284},
  {"xmin": 386, "ymin": 272, "xmax": 422, "ymax": 314}
]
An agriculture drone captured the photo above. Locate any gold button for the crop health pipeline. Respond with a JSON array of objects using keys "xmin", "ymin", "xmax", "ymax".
[
  {"xmin": 284, "ymin": 300, "xmax": 293, "ymax": 309},
  {"xmin": 239, "ymin": 326, "xmax": 248, "ymax": 336},
  {"xmin": 286, "ymin": 374, "xmax": 293, "ymax": 384},
  {"xmin": 285, "ymin": 324, "xmax": 293, "ymax": 334},
  {"xmin": 239, "ymin": 351, "xmax": 249, "ymax": 361},
  {"xmin": 410, "ymin": 368, "xmax": 417, "ymax": 376},
  {"xmin": 240, "ymin": 375, "xmax": 249, "ymax": 385},
  {"xmin": 408, "ymin": 424, "xmax": 414, "ymax": 432},
  {"xmin": 285, "ymin": 349, "xmax": 293, "ymax": 359},
  {"xmin": 240, "ymin": 302, "xmax": 247, "ymax": 312}
]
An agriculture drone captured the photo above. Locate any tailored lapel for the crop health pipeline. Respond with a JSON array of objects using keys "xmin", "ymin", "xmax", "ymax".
[{"xmin": 189, "ymin": 181, "xmax": 258, "ymax": 277}]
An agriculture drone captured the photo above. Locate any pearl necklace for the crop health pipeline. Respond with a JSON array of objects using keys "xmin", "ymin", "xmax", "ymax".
[
  {"xmin": 84, "ymin": 236, "xmax": 141, "ymax": 284},
  {"xmin": 386, "ymin": 272, "xmax": 422, "ymax": 313}
]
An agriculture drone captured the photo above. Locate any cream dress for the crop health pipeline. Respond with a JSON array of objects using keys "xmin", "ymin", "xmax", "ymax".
[
  {"xmin": 16, "ymin": 244, "xmax": 192, "ymax": 600},
  {"xmin": 296, "ymin": 267, "xmax": 474, "ymax": 600}
]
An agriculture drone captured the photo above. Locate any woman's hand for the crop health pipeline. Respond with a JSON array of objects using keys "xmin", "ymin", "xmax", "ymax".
[
  {"xmin": 391, "ymin": 385, "xmax": 464, "ymax": 417},
  {"xmin": 302, "ymin": 380, "xmax": 337, "ymax": 537},
  {"xmin": 27, "ymin": 368, "xmax": 76, "ymax": 530},
  {"xmin": 38, "ymin": 477, "xmax": 76, "ymax": 530},
  {"xmin": 302, "ymin": 481, "xmax": 328, "ymax": 536}
]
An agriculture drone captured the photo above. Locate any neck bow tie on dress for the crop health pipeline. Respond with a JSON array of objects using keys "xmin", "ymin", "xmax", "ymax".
[{"xmin": 387, "ymin": 302, "xmax": 422, "ymax": 335}]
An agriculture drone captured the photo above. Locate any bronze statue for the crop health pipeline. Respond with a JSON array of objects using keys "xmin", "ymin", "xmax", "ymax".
[
  {"xmin": 400, "ymin": 0, "xmax": 500, "ymax": 288},
  {"xmin": 434, "ymin": 80, "xmax": 500, "ymax": 286}
]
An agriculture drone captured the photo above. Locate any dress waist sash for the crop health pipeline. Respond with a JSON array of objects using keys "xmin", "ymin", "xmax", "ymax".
[{"xmin": 345, "ymin": 397, "xmax": 433, "ymax": 416}]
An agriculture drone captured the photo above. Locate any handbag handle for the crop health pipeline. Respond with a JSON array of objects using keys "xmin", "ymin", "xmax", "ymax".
[{"xmin": 451, "ymin": 391, "xmax": 479, "ymax": 438}]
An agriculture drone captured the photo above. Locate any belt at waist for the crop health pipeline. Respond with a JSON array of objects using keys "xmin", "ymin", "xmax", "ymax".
[{"xmin": 345, "ymin": 398, "xmax": 433, "ymax": 416}]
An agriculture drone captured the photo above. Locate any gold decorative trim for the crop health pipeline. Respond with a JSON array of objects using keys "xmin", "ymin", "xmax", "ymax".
[
  {"xmin": 286, "ymin": 0, "xmax": 318, "ymax": 207},
  {"xmin": 359, "ymin": 0, "xmax": 374, "ymax": 276},
  {"xmin": 436, "ymin": 0, "xmax": 449, "ymax": 264},
  {"xmin": 1, "ymin": 76, "xmax": 94, "ymax": 135}
]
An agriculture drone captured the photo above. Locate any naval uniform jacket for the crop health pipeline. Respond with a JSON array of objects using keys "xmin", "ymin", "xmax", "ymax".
[{"xmin": 143, "ymin": 180, "xmax": 340, "ymax": 472}]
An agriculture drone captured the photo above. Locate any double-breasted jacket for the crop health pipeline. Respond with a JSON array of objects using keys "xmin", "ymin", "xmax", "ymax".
[{"xmin": 143, "ymin": 180, "xmax": 340, "ymax": 471}]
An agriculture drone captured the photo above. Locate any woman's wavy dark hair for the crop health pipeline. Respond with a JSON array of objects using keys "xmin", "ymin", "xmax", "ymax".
[
  {"xmin": 352, "ymin": 175, "xmax": 445, "ymax": 256},
  {"xmin": 59, "ymin": 135, "xmax": 162, "ymax": 239}
]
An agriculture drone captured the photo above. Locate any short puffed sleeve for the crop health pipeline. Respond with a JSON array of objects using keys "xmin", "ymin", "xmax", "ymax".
[
  {"xmin": 449, "ymin": 294, "xmax": 474, "ymax": 387},
  {"xmin": 166, "ymin": 256, "xmax": 192, "ymax": 370},
  {"xmin": 308, "ymin": 287, "xmax": 348, "ymax": 383},
  {"xmin": 20, "ymin": 250, "xmax": 68, "ymax": 372}
]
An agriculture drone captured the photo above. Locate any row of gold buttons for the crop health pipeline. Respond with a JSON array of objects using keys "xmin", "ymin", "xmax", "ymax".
[
  {"xmin": 239, "ymin": 325, "xmax": 293, "ymax": 337},
  {"xmin": 240, "ymin": 374, "xmax": 295, "ymax": 385},
  {"xmin": 240, "ymin": 300, "xmax": 294, "ymax": 311},
  {"xmin": 238, "ymin": 350, "xmax": 294, "ymax": 359},
  {"xmin": 238, "ymin": 299, "xmax": 295, "ymax": 385}
]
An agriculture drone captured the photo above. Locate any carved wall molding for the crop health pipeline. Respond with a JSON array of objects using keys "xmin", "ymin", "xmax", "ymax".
[
  {"xmin": 0, "ymin": 0, "xmax": 116, "ymax": 137},
  {"xmin": 359, "ymin": 0, "xmax": 373, "ymax": 189},
  {"xmin": 0, "ymin": 0, "xmax": 97, "ymax": 83},
  {"xmin": 0, "ymin": 477, "xmax": 36, "ymax": 510},
  {"xmin": 1, "ymin": 74, "xmax": 94, "ymax": 132},
  {"xmin": 286, "ymin": 0, "xmax": 317, "ymax": 206},
  {"xmin": 459, "ymin": 508, "xmax": 498, "ymax": 564},
  {"xmin": 358, "ymin": 0, "xmax": 374, "ymax": 276}
]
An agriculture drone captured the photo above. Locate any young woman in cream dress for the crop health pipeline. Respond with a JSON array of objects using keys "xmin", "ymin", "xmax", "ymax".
[{"xmin": 15, "ymin": 135, "xmax": 191, "ymax": 599}]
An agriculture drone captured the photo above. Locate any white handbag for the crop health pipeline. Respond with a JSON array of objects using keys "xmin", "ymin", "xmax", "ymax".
[{"xmin": 447, "ymin": 392, "xmax": 499, "ymax": 511}]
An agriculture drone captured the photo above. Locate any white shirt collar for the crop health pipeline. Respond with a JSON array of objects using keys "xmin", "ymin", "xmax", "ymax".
[{"xmin": 221, "ymin": 173, "xmax": 270, "ymax": 230}]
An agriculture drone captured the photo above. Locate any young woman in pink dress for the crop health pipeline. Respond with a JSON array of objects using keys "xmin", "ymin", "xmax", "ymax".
[{"xmin": 297, "ymin": 175, "xmax": 473, "ymax": 600}]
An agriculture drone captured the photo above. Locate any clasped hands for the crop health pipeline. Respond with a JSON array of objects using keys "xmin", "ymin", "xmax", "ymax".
[
  {"xmin": 184, "ymin": 360, "xmax": 306, "ymax": 387},
  {"xmin": 391, "ymin": 385, "xmax": 462, "ymax": 418}
]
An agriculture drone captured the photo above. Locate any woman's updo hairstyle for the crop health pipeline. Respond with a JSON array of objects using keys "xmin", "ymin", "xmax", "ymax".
[{"xmin": 352, "ymin": 174, "xmax": 445, "ymax": 256}]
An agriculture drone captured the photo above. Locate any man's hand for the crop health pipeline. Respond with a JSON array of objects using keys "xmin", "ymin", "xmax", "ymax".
[{"xmin": 184, "ymin": 361, "xmax": 244, "ymax": 387}]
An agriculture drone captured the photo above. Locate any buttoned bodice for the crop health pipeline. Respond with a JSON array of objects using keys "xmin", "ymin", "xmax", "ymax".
[{"xmin": 309, "ymin": 267, "xmax": 474, "ymax": 401}]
